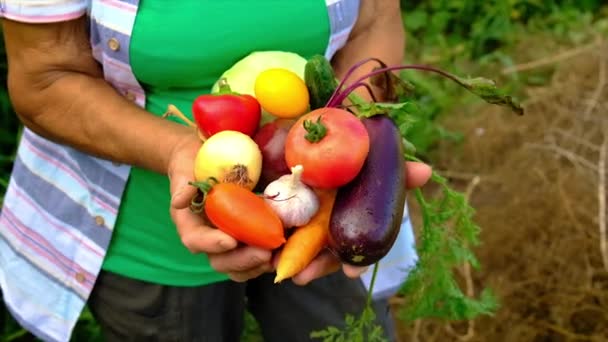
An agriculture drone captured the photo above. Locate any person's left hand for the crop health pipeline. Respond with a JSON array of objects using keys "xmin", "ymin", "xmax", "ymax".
[{"xmin": 282, "ymin": 161, "xmax": 432, "ymax": 285}]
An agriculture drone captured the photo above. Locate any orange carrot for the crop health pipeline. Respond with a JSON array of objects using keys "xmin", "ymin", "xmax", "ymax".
[{"xmin": 274, "ymin": 188, "xmax": 337, "ymax": 283}]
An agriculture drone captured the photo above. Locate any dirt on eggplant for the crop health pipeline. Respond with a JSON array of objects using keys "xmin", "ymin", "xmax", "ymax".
[{"xmin": 392, "ymin": 42, "xmax": 608, "ymax": 342}]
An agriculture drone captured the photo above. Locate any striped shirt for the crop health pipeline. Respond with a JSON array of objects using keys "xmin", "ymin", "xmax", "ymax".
[{"xmin": 0, "ymin": 1, "xmax": 417, "ymax": 341}]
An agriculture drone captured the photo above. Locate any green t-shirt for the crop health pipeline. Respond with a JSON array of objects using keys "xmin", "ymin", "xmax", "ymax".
[{"xmin": 101, "ymin": 1, "xmax": 330, "ymax": 286}]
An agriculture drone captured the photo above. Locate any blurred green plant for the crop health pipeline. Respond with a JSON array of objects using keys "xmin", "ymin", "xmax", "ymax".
[
  {"xmin": 401, "ymin": 0, "xmax": 605, "ymax": 59},
  {"xmin": 397, "ymin": 0, "xmax": 607, "ymax": 156}
]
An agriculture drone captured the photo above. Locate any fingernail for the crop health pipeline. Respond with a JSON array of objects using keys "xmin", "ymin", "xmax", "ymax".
[
  {"xmin": 420, "ymin": 163, "xmax": 432, "ymax": 172},
  {"xmin": 220, "ymin": 240, "xmax": 235, "ymax": 250},
  {"xmin": 170, "ymin": 192, "xmax": 182, "ymax": 206},
  {"xmin": 348, "ymin": 266, "xmax": 369, "ymax": 278},
  {"xmin": 172, "ymin": 186, "xmax": 185, "ymax": 199}
]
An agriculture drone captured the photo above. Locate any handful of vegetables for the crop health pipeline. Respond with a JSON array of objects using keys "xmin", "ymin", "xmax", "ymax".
[{"xmin": 164, "ymin": 51, "xmax": 523, "ymax": 340}]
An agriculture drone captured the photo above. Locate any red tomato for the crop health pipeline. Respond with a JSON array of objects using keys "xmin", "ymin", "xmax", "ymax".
[
  {"xmin": 192, "ymin": 81, "xmax": 261, "ymax": 138},
  {"xmin": 204, "ymin": 182, "xmax": 285, "ymax": 249},
  {"xmin": 284, "ymin": 108, "xmax": 370, "ymax": 189}
]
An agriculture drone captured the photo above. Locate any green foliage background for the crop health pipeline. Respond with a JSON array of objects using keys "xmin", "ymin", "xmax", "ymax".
[{"xmin": 1, "ymin": 1, "xmax": 607, "ymax": 340}]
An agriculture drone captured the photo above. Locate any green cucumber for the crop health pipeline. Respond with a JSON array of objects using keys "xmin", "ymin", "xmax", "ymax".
[{"xmin": 304, "ymin": 55, "xmax": 339, "ymax": 109}]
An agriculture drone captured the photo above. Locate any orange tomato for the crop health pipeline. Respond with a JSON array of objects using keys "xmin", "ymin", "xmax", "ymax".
[{"xmin": 204, "ymin": 182, "xmax": 285, "ymax": 249}]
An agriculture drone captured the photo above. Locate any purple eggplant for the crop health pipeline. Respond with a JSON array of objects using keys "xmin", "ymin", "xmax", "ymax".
[{"xmin": 327, "ymin": 115, "xmax": 407, "ymax": 266}]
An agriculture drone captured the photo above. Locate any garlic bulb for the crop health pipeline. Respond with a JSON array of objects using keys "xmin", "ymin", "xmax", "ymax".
[{"xmin": 263, "ymin": 164, "xmax": 319, "ymax": 228}]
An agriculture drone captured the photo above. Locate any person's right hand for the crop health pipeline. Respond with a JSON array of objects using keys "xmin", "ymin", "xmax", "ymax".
[{"xmin": 167, "ymin": 133, "xmax": 274, "ymax": 282}]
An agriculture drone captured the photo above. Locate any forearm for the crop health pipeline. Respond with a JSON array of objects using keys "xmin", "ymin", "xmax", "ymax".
[
  {"xmin": 331, "ymin": 3, "xmax": 405, "ymax": 101},
  {"xmin": 3, "ymin": 17, "xmax": 195, "ymax": 175},
  {"xmin": 15, "ymin": 72, "xmax": 194, "ymax": 174}
]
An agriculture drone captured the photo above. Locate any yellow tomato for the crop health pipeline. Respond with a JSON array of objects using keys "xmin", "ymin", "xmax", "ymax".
[{"xmin": 254, "ymin": 68, "xmax": 310, "ymax": 119}]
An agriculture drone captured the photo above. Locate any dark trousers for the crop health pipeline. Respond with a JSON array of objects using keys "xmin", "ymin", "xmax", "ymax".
[{"xmin": 88, "ymin": 270, "xmax": 396, "ymax": 342}]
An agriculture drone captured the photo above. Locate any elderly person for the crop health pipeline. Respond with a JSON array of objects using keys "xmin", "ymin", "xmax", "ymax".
[{"xmin": 0, "ymin": 0, "xmax": 431, "ymax": 341}]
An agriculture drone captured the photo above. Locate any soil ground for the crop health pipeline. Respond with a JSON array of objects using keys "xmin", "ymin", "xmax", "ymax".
[{"xmin": 390, "ymin": 37, "xmax": 608, "ymax": 342}]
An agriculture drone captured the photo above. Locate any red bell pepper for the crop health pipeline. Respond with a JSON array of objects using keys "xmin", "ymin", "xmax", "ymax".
[{"xmin": 192, "ymin": 78, "xmax": 262, "ymax": 138}]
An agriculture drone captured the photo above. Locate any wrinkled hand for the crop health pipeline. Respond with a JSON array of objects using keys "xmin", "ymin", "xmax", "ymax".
[
  {"xmin": 283, "ymin": 161, "xmax": 433, "ymax": 286},
  {"xmin": 167, "ymin": 135, "xmax": 273, "ymax": 282}
]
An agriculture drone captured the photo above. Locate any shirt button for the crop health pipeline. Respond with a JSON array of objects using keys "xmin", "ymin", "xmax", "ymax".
[
  {"xmin": 107, "ymin": 37, "xmax": 120, "ymax": 51},
  {"xmin": 94, "ymin": 215, "xmax": 105, "ymax": 226},
  {"xmin": 75, "ymin": 272, "xmax": 86, "ymax": 284},
  {"xmin": 125, "ymin": 91, "xmax": 136, "ymax": 102}
]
